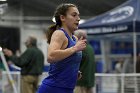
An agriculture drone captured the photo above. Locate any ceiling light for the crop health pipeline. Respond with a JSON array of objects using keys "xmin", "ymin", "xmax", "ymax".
[
  {"xmin": 0, "ymin": 47, "xmax": 2, "ymax": 52},
  {"xmin": 0, "ymin": 0, "xmax": 7, "ymax": 1},
  {"xmin": 79, "ymin": 19, "xmax": 85, "ymax": 24},
  {"xmin": 52, "ymin": 17, "xmax": 56, "ymax": 23}
]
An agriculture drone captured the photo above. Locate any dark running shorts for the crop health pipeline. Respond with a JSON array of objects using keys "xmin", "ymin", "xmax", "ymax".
[{"xmin": 37, "ymin": 83, "xmax": 73, "ymax": 93}]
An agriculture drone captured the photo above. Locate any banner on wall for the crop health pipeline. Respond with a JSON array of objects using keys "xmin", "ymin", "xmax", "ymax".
[{"xmin": 79, "ymin": 0, "xmax": 140, "ymax": 35}]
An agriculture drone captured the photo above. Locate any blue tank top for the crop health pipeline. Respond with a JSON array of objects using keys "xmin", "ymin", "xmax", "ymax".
[{"xmin": 42, "ymin": 29, "xmax": 82, "ymax": 89}]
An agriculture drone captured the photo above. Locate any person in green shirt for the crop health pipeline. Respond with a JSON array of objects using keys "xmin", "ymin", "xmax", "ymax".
[
  {"xmin": 74, "ymin": 30, "xmax": 96, "ymax": 93},
  {"xmin": 3, "ymin": 36, "xmax": 44, "ymax": 93},
  {"xmin": 0, "ymin": 59, "xmax": 5, "ymax": 71}
]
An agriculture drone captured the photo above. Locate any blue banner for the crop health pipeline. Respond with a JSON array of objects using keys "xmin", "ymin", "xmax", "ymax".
[{"xmin": 79, "ymin": 0, "xmax": 140, "ymax": 35}]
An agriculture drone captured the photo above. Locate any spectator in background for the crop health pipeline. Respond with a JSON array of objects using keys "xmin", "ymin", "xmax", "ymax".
[
  {"xmin": 115, "ymin": 58, "xmax": 124, "ymax": 73},
  {"xmin": 115, "ymin": 53, "xmax": 135, "ymax": 93},
  {"xmin": 136, "ymin": 53, "xmax": 140, "ymax": 93},
  {"xmin": 0, "ymin": 58, "xmax": 5, "ymax": 71},
  {"xmin": 136, "ymin": 53, "xmax": 140, "ymax": 73},
  {"xmin": 122, "ymin": 53, "xmax": 135, "ymax": 93},
  {"xmin": 114, "ymin": 58, "xmax": 124, "ymax": 93},
  {"xmin": 3, "ymin": 36, "xmax": 44, "ymax": 93},
  {"xmin": 74, "ymin": 30, "xmax": 96, "ymax": 93}
]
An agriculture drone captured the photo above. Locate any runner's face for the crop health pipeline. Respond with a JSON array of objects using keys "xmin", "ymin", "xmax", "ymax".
[{"xmin": 62, "ymin": 7, "xmax": 80, "ymax": 31}]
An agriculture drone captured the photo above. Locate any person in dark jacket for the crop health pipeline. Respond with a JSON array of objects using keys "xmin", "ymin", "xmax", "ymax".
[
  {"xmin": 136, "ymin": 53, "xmax": 140, "ymax": 93},
  {"xmin": 74, "ymin": 30, "xmax": 95, "ymax": 93},
  {"xmin": 3, "ymin": 36, "xmax": 44, "ymax": 93}
]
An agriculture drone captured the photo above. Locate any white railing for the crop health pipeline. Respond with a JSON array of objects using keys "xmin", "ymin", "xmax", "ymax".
[
  {"xmin": 0, "ymin": 71, "xmax": 48, "ymax": 93},
  {"xmin": 95, "ymin": 73, "xmax": 140, "ymax": 93},
  {"xmin": 0, "ymin": 72, "xmax": 140, "ymax": 93},
  {"xmin": 1, "ymin": 71, "xmax": 20, "ymax": 93}
]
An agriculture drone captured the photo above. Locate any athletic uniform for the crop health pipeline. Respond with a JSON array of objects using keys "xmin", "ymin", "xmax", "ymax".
[{"xmin": 38, "ymin": 29, "xmax": 82, "ymax": 93}]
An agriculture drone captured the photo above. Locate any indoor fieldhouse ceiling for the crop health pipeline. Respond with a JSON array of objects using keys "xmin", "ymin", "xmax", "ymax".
[{"xmin": 6, "ymin": 0, "xmax": 127, "ymax": 19}]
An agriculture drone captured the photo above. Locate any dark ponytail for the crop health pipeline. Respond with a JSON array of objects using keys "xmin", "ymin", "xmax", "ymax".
[{"xmin": 46, "ymin": 24, "xmax": 59, "ymax": 44}]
